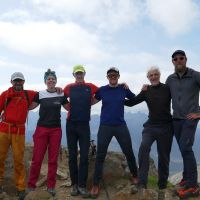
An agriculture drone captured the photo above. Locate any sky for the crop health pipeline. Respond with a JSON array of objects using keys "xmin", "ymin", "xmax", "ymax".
[{"xmin": 0, "ymin": 0, "xmax": 200, "ymax": 113}]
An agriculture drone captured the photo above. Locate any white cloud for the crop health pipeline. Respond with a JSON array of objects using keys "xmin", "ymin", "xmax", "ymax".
[
  {"xmin": 0, "ymin": 58, "xmax": 41, "ymax": 72},
  {"xmin": 115, "ymin": 52, "xmax": 171, "ymax": 74},
  {"xmin": 146, "ymin": 0, "xmax": 200, "ymax": 36},
  {"xmin": 30, "ymin": 0, "xmax": 141, "ymax": 31},
  {"xmin": 0, "ymin": 21, "xmax": 108, "ymax": 61},
  {"xmin": 0, "ymin": 9, "xmax": 31, "ymax": 21}
]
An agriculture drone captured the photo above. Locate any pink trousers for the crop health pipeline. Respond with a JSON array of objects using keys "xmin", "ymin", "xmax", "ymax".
[{"xmin": 28, "ymin": 126, "xmax": 62, "ymax": 189}]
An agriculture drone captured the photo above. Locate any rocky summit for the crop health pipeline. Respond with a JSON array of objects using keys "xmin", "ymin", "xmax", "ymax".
[{"xmin": 1, "ymin": 144, "xmax": 200, "ymax": 200}]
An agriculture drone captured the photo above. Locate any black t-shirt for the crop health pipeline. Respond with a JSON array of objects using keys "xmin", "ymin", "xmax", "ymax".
[
  {"xmin": 34, "ymin": 90, "xmax": 68, "ymax": 127},
  {"xmin": 125, "ymin": 83, "xmax": 172, "ymax": 126}
]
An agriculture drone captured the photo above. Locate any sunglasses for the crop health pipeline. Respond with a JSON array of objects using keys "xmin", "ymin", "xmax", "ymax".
[
  {"xmin": 13, "ymin": 79, "xmax": 24, "ymax": 83},
  {"xmin": 74, "ymin": 72, "xmax": 84, "ymax": 75},
  {"xmin": 173, "ymin": 57, "xmax": 185, "ymax": 62},
  {"xmin": 107, "ymin": 74, "xmax": 119, "ymax": 78}
]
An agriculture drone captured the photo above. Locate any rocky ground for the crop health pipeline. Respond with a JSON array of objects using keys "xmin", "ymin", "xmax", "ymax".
[{"xmin": 1, "ymin": 144, "xmax": 200, "ymax": 200}]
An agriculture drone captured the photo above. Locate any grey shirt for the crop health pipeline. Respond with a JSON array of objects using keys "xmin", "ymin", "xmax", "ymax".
[{"xmin": 166, "ymin": 68, "xmax": 200, "ymax": 119}]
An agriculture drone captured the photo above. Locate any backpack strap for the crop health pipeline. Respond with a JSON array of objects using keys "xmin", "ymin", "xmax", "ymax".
[
  {"xmin": 4, "ymin": 97, "xmax": 11, "ymax": 110},
  {"xmin": 24, "ymin": 90, "xmax": 30, "ymax": 107},
  {"xmin": 23, "ymin": 90, "xmax": 30, "ymax": 127}
]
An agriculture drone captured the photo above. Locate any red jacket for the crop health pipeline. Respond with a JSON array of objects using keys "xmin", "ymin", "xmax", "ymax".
[{"xmin": 0, "ymin": 87, "xmax": 36, "ymax": 134}]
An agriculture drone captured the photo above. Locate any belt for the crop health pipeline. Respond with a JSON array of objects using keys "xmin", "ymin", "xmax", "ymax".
[{"xmin": 1, "ymin": 121, "xmax": 25, "ymax": 139}]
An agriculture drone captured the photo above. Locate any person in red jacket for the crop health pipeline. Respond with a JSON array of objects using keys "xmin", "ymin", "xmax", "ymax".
[{"xmin": 0, "ymin": 72, "xmax": 36, "ymax": 200}]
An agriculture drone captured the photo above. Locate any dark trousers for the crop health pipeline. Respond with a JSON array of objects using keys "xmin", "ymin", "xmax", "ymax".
[
  {"xmin": 93, "ymin": 124, "xmax": 138, "ymax": 185},
  {"xmin": 138, "ymin": 124, "xmax": 173, "ymax": 188},
  {"xmin": 66, "ymin": 121, "xmax": 90, "ymax": 187},
  {"xmin": 173, "ymin": 119, "xmax": 199, "ymax": 187}
]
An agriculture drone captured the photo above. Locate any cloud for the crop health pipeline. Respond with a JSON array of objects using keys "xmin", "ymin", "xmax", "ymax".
[
  {"xmin": 0, "ymin": 9, "xmax": 31, "ymax": 21},
  {"xmin": 114, "ymin": 52, "xmax": 171, "ymax": 74},
  {"xmin": 30, "ymin": 0, "xmax": 141, "ymax": 31},
  {"xmin": 0, "ymin": 20, "xmax": 108, "ymax": 61},
  {"xmin": 0, "ymin": 58, "xmax": 40, "ymax": 74},
  {"xmin": 146, "ymin": 0, "xmax": 200, "ymax": 36}
]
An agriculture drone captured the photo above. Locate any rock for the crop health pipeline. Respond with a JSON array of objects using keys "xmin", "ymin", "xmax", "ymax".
[
  {"xmin": 56, "ymin": 169, "xmax": 68, "ymax": 180},
  {"xmin": 25, "ymin": 190, "xmax": 51, "ymax": 200},
  {"xmin": 60, "ymin": 180, "xmax": 71, "ymax": 188},
  {"xmin": 115, "ymin": 183, "xmax": 126, "ymax": 190},
  {"xmin": 114, "ymin": 186, "xmax": 158, "ymax": 200},
  {"xmin": 114, "ymin": 187, "xmax": 182, "ymax": 200},
  {"xmin": 0, "ymin": 192, "xmax": 10, "ymax": 200},
  {"xmin": 3, "ymin": 144, "xmax": 161, "ymax": 200},
  {"xmin": 36, "ymin": 176, "xmax": 47, "ymax": 187}
]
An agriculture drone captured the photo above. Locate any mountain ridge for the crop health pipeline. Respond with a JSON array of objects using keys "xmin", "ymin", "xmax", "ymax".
[{"xmin": 26, "ymin": 111, "xmax": 200, "ymax": 175}]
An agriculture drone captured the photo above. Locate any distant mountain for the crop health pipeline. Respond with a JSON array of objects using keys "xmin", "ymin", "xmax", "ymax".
[
  {"xmin": 26, "ymin": 110, "xmax": 200, "ymax": 175},
  {"xmin": 169, "ymin": 165, "xmax": 200, "ymax": 185}
]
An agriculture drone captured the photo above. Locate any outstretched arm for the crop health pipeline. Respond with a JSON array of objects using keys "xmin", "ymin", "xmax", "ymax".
[
  {"xmin": 91, "ymin": 97, "xmax": 100, "ymax": 105},
  {"xmin": 63, "ymin": 103, "xmax": 70, "ymax": 111},
  {"xmin": 125, "ymin": 91, "xmax": 145, "ymax": 107},
  {"xmin": 186, "ymin": 112, "xmax": 200, "ymax": 120},
  {"xmin": 29, "ymin": 102, "xmax": 39, "ymax": 110},
  {"xmin": 119, "ymin": 82, "xmax": 129, "ymax": 90},
  {"xmin": 55, "ymin": 87, "xmax": 63, "ymax": 94}
]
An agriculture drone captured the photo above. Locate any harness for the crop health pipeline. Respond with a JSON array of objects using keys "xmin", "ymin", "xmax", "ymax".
[{"xmin": 4, "ymin": 90, "xmax": 30, "ymax": 109}]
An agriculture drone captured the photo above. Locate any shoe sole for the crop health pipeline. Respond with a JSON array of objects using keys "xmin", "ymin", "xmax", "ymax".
[
  {"xmin": 179, "ymin": 191, "xmax": 199, "ymax": 199},
  {"xmin": 70, "ymin": 193, "xmax": 79, "ymax": 196},
  {"xmin": 82, "ymin": 195, "xmax": 90, "ymax": 199},
  {"xmin": 90, "ymin": 194, "xmax": 98, "ymax": 199}
]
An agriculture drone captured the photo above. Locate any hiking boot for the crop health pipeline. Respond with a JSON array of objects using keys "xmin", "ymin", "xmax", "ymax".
[
  {"xmin": 17, "ymin": 190, "xmax": 26, "ymax": 200},
  {"xmin": 47, "ymin": 188, "xmax": 56, "ymax": 197},
  {"xmin": 27, "ymin": 188, "xmax": 35, "ymax": 193},
  {"xmin": 90, "ymin": 185, "xmax": 100, "ymax": 199},
  {"xmin": 173, "ymin": 179, "xmax": 187, "ymax": 195},
  {"xmin": 131, "ymin": 183, "xmax": 146, "ymax": 194},
  {"xmin": 177, "ymin": 186, "xmax": 200, "ymax": 198},
  {"xmin": 0, "ymin": 186, "xmax": 3, "ymax": 193},
  {"xmin": 78, "ymin": 187, "xmax": 90, "ymax": 198},
  {"xmin": 130, "ymin": 176, "xmax": 138, "ymax": 185},
  {"xmin": 158, "ymin": 189, "xmax": 166, "ymax": 200},
  {"xmin": 159, "ymin": 184, "xmax": 167, "ymax": 190},
  {"xmin": 70, "ymin": 184, "xmax": 79, "ymax": 196},
  {"xmin": 175, "ymin": 179, "xmax": 187, "ymax": 189}
]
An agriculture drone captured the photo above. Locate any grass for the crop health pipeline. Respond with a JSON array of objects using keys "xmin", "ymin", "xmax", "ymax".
[{"xmin": 147, "ymin": 175, "xmax": 174, "ymax": 189}]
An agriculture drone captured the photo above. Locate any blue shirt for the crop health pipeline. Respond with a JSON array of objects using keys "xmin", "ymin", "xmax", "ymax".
[{"xmin": 95, "ymin": 85, "xmax": 135, "ymax": 125}]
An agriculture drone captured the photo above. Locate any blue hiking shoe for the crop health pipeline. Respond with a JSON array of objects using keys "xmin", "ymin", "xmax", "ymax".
[{"xmin": 47, "ymin": 188, "xmax": 56, "ymax": 197}]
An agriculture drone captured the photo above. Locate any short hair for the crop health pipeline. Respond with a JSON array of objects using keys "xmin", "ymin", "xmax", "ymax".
[{"xmin": 147, "ymin": 66, "xmax": 161, "ymax": 77}]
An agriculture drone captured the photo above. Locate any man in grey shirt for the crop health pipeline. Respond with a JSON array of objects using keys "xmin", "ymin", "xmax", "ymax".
[{"xmin": 166, "ymin": 50, "xmax": 200, "ymax": 199}]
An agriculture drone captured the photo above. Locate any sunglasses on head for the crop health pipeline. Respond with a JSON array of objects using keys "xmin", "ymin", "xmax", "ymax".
[{"xmin": 173, "ymin": 56, "xmax": 185, "ymax": 62}]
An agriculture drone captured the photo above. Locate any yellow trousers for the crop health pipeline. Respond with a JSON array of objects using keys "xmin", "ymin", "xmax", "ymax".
[{"xmin": 0, "ymin": 132, "xmax": 26, "ymax": 191}]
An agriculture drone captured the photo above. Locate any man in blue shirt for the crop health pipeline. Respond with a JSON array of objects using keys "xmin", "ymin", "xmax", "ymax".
[{"xmin": 90, "ymin": 67, "xmax": 138, "ymax": 198}]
